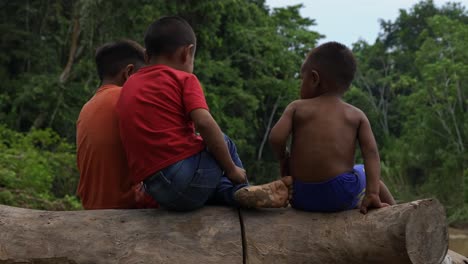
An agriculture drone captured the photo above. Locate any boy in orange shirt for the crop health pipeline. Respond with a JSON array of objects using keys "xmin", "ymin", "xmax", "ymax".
[
  {"xmin": 270, "ymin": 42, "xmax": 395, "ymax": 213},
  {"xmin": 76, "ymin": 40, "xmax": 157, "ymax": 209}
]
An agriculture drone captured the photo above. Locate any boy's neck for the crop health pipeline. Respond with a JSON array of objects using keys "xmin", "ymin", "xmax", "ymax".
[
  {"xmin": 101, "ymin": 78, "xmax": 123, "ymax": 87},
  {"xmin": 312, "ymin": 84, "xmax": 344, "ymax": 99},
  {"xmin": 148, "ymin": 57, "xmax": 186, "ymax": 72},
  {"xmin": 317, "ymin": 90, "xmax": 344, "ymax": 98}
]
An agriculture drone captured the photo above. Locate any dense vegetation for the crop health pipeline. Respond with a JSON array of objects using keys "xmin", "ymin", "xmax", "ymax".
[{"xmin": 0, "ymin": 0, "xmax": 466, "ymax": 223}]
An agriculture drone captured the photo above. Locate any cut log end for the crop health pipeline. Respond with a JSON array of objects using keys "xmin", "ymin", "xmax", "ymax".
[
  {"xmin": 241, "ymin": 198, "xmax": 449, "ymax": 264},
  {"xmin": 405, "ymin": 199, "xmax": 449, "ymax": 264}
]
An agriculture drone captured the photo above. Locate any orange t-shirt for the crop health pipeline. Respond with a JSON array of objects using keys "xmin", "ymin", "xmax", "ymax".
[{"xmin": 76, "ymin": 84, "xmax": 157, "ymax": 209}]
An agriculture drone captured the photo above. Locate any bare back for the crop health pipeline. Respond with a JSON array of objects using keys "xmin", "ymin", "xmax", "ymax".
[{"xmin": 290, "ymin": 96, "xmax": 364, "ymax": 182}]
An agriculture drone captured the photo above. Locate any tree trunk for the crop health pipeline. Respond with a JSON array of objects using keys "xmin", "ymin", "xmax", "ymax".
[
  {"xmin": 59, "ymin": 16, "xmax": 81, "ymax": 84},
  {"xmin": 257, "ymin": 94, "xmax": 281, "ymax": 161},
  {"xmin": 243, "ymin": 199, "xmax": 448, "ymax": 264},
  {"xmin": 0, "ymin": 199, "xmax": 453, "ymax": 264},
  {"xmin": 0, "ymin": 206, "xmax": 243, "ymax": 264}
]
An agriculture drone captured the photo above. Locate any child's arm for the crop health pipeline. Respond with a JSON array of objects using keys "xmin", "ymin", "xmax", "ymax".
[
  {"xmin": 357, "ymin": 113, "xmax": 388, "ymax": 213},
  {"xmin": 190, "ymin": 108, "xmax": 246, "ymax": 184},
  {"xmin": 269, "ymin": 102, "xmax": 296, "ymax": 176}
]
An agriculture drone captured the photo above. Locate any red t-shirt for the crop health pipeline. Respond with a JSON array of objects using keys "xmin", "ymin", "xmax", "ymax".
[{"xmin": 117, "ymin": 64, "xmax": 208, "ymax": 183}]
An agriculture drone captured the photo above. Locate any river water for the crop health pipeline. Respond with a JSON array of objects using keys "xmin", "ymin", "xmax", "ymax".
[{"xmin": 449, "ymin": 228, "xmax": 468, "ymax": 257}]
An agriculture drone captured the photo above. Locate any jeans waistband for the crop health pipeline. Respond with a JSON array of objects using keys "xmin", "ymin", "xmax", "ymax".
[{"xmin": 144, "ymin": 171, "xmax": 164, "ymax": 184}]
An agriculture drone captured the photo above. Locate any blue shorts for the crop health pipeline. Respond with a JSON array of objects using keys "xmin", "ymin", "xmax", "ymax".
[{"xmin": 291, "ymin": 164, "xmax": 366, "ymax": 212}]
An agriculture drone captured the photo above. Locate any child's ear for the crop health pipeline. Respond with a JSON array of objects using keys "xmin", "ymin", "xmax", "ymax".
[
  {"xmin": 188, "ymin": 44, "xmax": 195, "ymax": 56},
  {"xmin": 311, "ymin": 70, "xmax": 320, "ymax": 87},
  {"xmin": 181, "ymin": 44, "xmax": 195, "ymax": 63},
  {"xmin": 123, "ymin": 64, "xmax": 135, "ymax": 81}
]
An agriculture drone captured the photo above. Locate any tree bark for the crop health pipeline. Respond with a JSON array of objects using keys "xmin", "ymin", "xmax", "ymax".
[
  {"xmin": 257, "ymin": 94, "xmax": 282, "ymax": 161},
  {"xmin": 0, "ymin": 206, "xmax": 243, "ymax": 264},
  {"xmin": 59, "ymin": 16, "xmax": 81, "ymax": 84},
  {"xmin": 0, "ymin": 199, "xmax": 453, "ymax": 264},
  {"xmin": 242, "ymin": 199, "xmax": 448, "ymax": 264}
]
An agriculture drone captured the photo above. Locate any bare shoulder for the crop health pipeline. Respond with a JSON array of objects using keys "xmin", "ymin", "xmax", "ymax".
[
  {"xmin": 288, "ymin": 99, "xmax": 301, "ymax": 108},
  {"xmin": 290, "ymin": 98, "xmax": 320, "ymax": 117},
  {"xmin": 293, "ymin": 98, "xmax": 321, "ymax": 110},
  {"xmin": 284, "ymin": 99, "xmax": 302, "ymax": 113},
  {"xmin": 342, "ymin": 102, "xmax": 367, "ymax": 120}
]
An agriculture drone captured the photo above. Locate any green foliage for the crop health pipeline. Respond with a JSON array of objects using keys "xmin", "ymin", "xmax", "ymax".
[
  {"xmin": 348, "ymin": 0, "xmax": 468, "ymax": 223},
  {"xmin": 0, "ymin": 126, "xmax": 81, "ymax": 210},
  {"xmin": 0, "ymin": 0, "xmax": 322, "ymax": 208},
  {"xmin": 0, "ymin": 0, "xmax": 467, "ymax": 224}
]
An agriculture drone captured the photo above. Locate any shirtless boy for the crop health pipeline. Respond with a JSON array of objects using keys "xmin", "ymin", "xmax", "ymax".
[{"xmin": 269, "ymin": 42, "xmax": 396, "ymax": 213}]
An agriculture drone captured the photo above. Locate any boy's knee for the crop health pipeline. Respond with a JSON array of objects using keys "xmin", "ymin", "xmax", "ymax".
[
  {"xmin": 223, "ymin": 134, "xmax": 236, "ymax": 146},
  {"xmin": 222, "ymin": 133, "xmax": 231, "ymax": 142}
]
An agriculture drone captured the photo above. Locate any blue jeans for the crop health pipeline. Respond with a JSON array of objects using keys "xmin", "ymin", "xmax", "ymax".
[{"xmin": 143, "ymin": 135, "xmax": 249, "ymax": 211}]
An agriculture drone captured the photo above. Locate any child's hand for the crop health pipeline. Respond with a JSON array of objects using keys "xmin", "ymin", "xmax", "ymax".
[
  {"xmin": 360, "ymin": 193, "xmax": 389, "ymax": 214},
  {"xmin": 226, "ymin": 166, "xmax": 247, "ymax": 184}
]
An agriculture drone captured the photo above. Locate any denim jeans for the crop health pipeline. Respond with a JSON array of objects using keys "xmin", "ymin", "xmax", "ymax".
[{"xmin": 143, "ymin": 135, "xmax": 249, "ymax": 211}]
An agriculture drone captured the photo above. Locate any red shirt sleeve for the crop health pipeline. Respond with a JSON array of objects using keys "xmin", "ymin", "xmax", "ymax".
[{"xmin": 182, "ymin": 74, "xmax": 209, "ymax": 115}]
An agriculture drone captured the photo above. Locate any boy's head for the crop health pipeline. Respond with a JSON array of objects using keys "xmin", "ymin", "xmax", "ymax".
[
  {"xmin": 144, "ymin": 16, "xmax": 196, "ymax": 73},
  {"xmin": 300, "ymin": 42, "xmax": 356, "ymax": 99},
  {"xmin": 95, "ymin": 40, "xmax": 145, "ymax": 86}
]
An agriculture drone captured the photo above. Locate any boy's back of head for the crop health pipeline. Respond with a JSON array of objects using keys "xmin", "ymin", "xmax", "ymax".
[
  {"xmin": 304, "ymin": 42, "xmax": 356, "ymax": 90},
  {"xmin": 144, "ymin": 16, "xmax": 196, "ymax": 59},
  {"xmin": 95, "ymin": 40, "xmax": 145, "ymax": 81}
]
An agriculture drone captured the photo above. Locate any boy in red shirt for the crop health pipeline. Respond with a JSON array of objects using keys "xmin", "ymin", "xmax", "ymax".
[
  {"xmin": 117, "ymin": 17, "xmax": 291, "ymax": 211},
  {"xmin": 77, "ymin": 40, "xmax": 157, "ymax": 209}
]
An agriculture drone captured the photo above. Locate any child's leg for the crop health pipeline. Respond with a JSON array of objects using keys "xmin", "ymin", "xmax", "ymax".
[
  {"xmin": 223, "ymin": 134, "xmax": 244, "ymax": 168},
  {"xmin": 379, "ymin": 180, "xmax": 396, "ymax": 205},
  {"xmin": 144, "ymin": 152, "xmax": 221, "ymax": 211},
  {"xmin": 353, "ymin": 165, "xmax": 396, "ymax": 207},
  {"xmin": 207, "ymin": 134, "xmax": 248, "ymax": 206},
  {"xmin": 210, "ymin": 134, "xmax": 292, "ymax": 208}
]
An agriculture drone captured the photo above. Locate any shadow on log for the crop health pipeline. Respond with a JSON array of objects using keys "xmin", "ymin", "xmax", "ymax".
[{"xmin": 0, "ymin": 199, "xmax": 458, "ymax": 264}]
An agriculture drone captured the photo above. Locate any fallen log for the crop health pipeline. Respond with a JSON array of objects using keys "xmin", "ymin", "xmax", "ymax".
[
  {"xmin": 242, "ymin": 199, "xmax": 448, "ymax": 264},
  {"xmin": 0, "ymin": 206, "xmax": 243, "ymax": 264},
  {"xmin": 0, "ymin": 199, "xmax": 449, "ymax": 264}
]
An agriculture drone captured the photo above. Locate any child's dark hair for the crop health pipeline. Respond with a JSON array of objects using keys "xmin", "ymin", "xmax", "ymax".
[
  {"xmin": 304, "ymin": 42, "xmax": 356, "ymax": 89},
  {"xmin": 95, "ymin": 40, "xmax": 145, "ymax": 81},
  {"xmin": 144, "ymin": 16, "xmax": 196, "ymax": 58}
]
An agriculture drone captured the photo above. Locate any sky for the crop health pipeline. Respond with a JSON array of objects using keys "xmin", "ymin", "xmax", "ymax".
[{"xmin": 265, "ymin": 0, "xmax": 468, "ymax": 47}]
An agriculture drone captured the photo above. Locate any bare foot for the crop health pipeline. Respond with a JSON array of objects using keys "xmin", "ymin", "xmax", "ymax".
[{"xmin": 234, "ymin": 176, "xmax": 293, "ymax": 208}]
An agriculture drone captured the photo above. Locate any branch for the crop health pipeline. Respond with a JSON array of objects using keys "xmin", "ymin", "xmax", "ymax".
[
  {"xmin": 257, "ymin": 94, "xmax": 282, "ymax": 161},
  {"xmin": 59, "ymin": 15, "xmax": 81, "ymax": 84}
]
